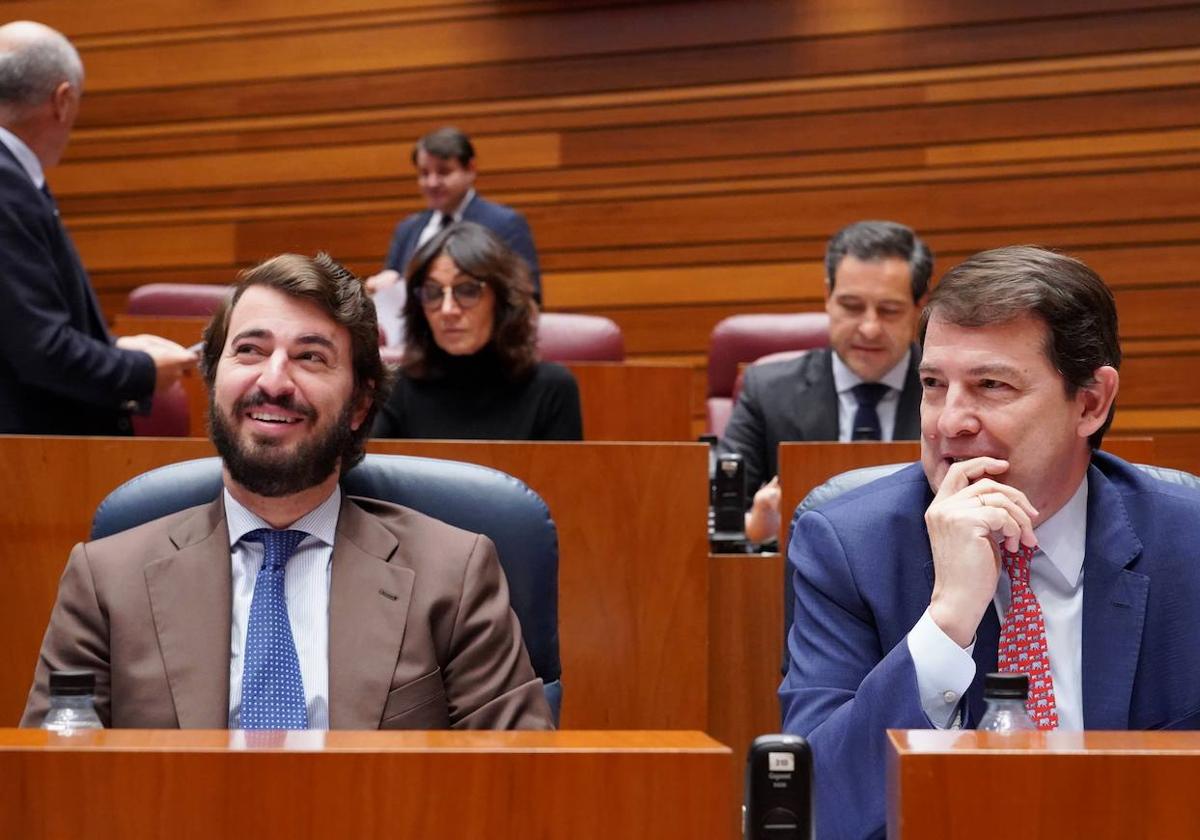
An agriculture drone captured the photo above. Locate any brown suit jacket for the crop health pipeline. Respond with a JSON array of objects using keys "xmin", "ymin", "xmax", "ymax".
[{"xmin": 21, "ymin": 494, "xmax": 553, "ymax": 730}]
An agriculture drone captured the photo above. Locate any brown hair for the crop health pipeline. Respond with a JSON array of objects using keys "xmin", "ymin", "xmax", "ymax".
[
  {"xmin": 201, "ymin": 252, "xmax": 389, "ymax": 471},
  {"xmin": 401, "ymin": 221, "xmax": 537, "ymax": 380},
  {"xmin": 920, "ymin": 245, "xmax": 1121, "ymax": 448}
]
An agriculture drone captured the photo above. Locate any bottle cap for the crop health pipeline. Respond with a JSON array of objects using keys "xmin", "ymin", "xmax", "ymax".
[
  {"xmin": 48, "ymin": 670, "xmax": 96, "ymax": 697},
  {"xmin": 983, "ymin": 672, "xmax": 1029, "ymax": 699}
]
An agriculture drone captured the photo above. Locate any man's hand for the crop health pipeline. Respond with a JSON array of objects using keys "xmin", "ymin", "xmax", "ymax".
[
  {"xmin": 116, "ymin": 334, "xmax": 199, "ymax": 392},
  {"xmin": 744, "ymin": 475, "xmax": 781, "ymax": 544},
  {"xmin": 925, "ymin": 457, "xmax": 1038, "ymax": 648},
  {"xmin": 364, "ymin": 269, "xmax": 401, "ymax": 295}
]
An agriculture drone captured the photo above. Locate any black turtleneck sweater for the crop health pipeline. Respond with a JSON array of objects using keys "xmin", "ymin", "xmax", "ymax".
[{"xmin": 372, "ymin": 348, "xmax": 583, "ymax": 441}]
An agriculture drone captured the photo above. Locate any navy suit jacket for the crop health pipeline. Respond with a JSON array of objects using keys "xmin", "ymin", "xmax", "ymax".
[
  {"xmin": 780, "ymin": 452, "xmax": 1200, "ymax": 839},
  {"xmin": 0, "ymin": 144, "xmax": 154, "ymax": 434},
  {"xmin": 383, "ymin": 193, "xmax": 542, "ymax": 303},
  {"xmin": 720, "ymin": 346, "xmax": 922, "ymax": 496}
]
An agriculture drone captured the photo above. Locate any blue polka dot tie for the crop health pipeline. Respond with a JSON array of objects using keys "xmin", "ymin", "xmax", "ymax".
[{"xmin": 240, "ymin": 528, "xmax": 309, "ymax": 730}]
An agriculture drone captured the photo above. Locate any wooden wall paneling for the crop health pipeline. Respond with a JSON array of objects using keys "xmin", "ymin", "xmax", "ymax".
[{"xmin": 23, "ymin": 0, "xmax": 1200, "ymax": 439}]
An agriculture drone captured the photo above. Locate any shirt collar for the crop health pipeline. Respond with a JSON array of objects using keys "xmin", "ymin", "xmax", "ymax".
[
  {"xmin": 831, "ymin": 347, "xmax": 912, "ymax": 395},
  {"xmin": 1032, "ymin": 475, "xmax": 1088, "ymax": 587},
  {"xmin": 223, "ymin": 485, "xmax": 342, "ymax": 548},
  {"xmin": 0, "ymin": 127, "xmax": 45, "ymax": 189},
  {"xmin": 446, "ymin": 188, "xmax": 476, "ymax": 221}
]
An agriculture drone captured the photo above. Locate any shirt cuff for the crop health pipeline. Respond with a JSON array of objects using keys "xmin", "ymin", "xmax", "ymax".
[{"xmin": 906, "ymin": 608, "xmax": 977, "ymax": 729}]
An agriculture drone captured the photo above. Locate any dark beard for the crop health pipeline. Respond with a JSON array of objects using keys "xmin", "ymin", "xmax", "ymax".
[{"xmin": 209, "ymin": 391, "xmax": 354, "ymax": 498}]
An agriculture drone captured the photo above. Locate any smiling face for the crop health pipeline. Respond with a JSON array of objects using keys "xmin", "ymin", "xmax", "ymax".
[
  {"xmin": 826, "ymin": 255, "xmax": 921, "ymax": 382},
  {"xmin": 919, "ymin": 313, "xmax": 1109, "ymax": 521},
  {"xmin": 210, "ymin": 284, "xmax": 369, "ymax": 498},
  {"xmin": 422, "ymin": 252, "xmax": 496, "ymax": 356},
  {"xmin": 415, "ymin": 149, "xmax": 476, "ymax": 215}
]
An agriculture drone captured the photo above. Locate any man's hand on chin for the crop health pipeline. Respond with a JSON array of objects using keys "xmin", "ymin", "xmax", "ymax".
[{"xmin": 924, "ymin": 456, "xmax": 1038, "ymax": 647}]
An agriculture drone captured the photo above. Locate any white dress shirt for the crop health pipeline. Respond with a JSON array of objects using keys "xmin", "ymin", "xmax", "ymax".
[
  {"xmin": 830, "ymin": 349, "xmax": 912, "ymax": 442},
  {"xmin": 226, "ymin": 486, "xmax": 341, "ymax": 729},
  {"xmin": 908, "ymin": 476, "xmax": 1088, "ymax": 729},
  {"xmin": 415, "ymin": 187, "xmax": 476, "ymax": 251},
  {"xmin": 0, "ymin": 127, "xmax": 45, "ymax": 188}
]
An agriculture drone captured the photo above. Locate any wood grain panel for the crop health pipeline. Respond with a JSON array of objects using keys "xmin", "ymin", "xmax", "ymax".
[
  {"xmin": 0, "ymin": 730, "xmax": 734, "ymax": 840},
  {"xmin": 22, "ymin": 0, "xmax": 1200, "ymax": 440}
]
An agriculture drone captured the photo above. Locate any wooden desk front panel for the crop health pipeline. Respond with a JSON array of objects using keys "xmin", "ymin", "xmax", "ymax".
[
  {"xmin": 0, "ymin": 729, "xmax": 734, "ymax": 840},
  {"xmin": 889, "ymin": 730, "xmax": 1200, "ymax": 839},
  {"xmin": 0, "ymin": 437, "xmax": 710, "ymax": 731}
]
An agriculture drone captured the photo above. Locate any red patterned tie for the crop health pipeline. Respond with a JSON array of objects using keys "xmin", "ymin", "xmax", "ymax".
[{"xmin": 997, "ymin": 543, "xmax": 1058, "ymax": 729}]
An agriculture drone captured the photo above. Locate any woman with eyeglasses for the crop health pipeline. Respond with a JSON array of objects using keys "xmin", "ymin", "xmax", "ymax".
[{"xmin": 372, "ymin": 221, "xmax": 583, "ymax": 440}]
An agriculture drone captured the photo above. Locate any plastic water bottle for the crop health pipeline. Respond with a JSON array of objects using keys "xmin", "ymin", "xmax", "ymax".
[
  {"xmin": 41, "ymin": 669, "xmax": 103, "ymax": 733},
  {"xmin": 976, "ymin": 672, "xmax": 1037, "ymax": 731}
]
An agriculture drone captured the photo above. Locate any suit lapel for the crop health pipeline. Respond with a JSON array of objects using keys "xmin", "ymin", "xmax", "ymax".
[
  {"xmin": 327, "ymin": 498, "xmax": 415, "ymax": 729},
  {"xmin": 144, "ymin": 498, "xmax": 233, "ymax": 728},
  {"xmin": 893, "ymin": 347, "xmax": 923, "ymax": 440},
  {"xmin": 1080, "ymin": 463, "xmax": 1147, "ymax": 728},
  {"xmin": 797, "ymin": 349, "xmax": 840, "ymax": 440}
]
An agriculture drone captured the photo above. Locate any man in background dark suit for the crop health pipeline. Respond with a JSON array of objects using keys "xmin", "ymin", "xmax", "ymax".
[
  {"xmin": 720, "ymin": 220, "xmax": 932, "ymax": 542},
  {"xmin": 366, "ymin": 127, "xmax": 541, "ymax": 344},
  {"xmin": 0, "ymin": 21, "xmax": 195, "ymax": 435}
]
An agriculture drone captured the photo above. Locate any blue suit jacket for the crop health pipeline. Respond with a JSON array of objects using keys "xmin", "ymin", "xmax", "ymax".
[
  {"xmin": 0, "ymin": 144, "xmax": 154, "ymax": 434},
  {"xmin": 383, "ymin": 193, "xmax": 542, "ymax": 303},
  {"xmin": 780, "ymin": 452, "xmax": 1200, "ymax": 840}
]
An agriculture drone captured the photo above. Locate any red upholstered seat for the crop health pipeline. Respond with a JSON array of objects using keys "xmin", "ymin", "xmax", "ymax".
[
  {"xmin": 131, "ymin": 381, "xmax": 190, "ymax": 437},
  {"xmin": 706, "ymin": 313, "xmax": 830, "ymax": 436},
  {"xmin": 126, "ymin": 283, "xmax": 232, "ymax": 316},
  {"xmin": 536, "ymin": 312, "xmax": 624, "ymax": 362}
]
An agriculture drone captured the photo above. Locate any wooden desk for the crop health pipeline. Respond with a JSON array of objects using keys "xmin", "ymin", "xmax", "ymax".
[
  {"xmin": 0, "ymin": 437, "xmax": 710, "ymax": 731},
  {"xmin": 110, "ymin": 314, "xmax": 694, "ymax": 441},
  {"xmin": 888, "ymin": 730, "xmax": 1200, "ymax": 838},
  {"xmin": 0, "ymin": 729, "xmax": 734, "ymax": 840}
]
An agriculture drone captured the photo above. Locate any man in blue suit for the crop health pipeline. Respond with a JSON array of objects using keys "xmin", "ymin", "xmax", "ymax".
[
  {"xmin": 0, "ymin": 21, "xmax": 195, "ymax": 434},
  {"xmin": 366, "ymin": 127, "xmax": 541, "ymax": 344},
  {"xmin": 781, "ymin": 246, "xmax": 1200, "ymax": 839}
]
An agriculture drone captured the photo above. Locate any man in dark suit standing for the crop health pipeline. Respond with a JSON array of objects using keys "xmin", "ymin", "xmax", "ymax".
[
  {"xmin": 366, "ymin": 126, "xmax": 542, "ymax": 344},
  {"xmin": 23, "ymin": 252, "xmax": 553, "ymax": 731},
  {"xmin": 0, "ymin": 21, "xmax": 195, "ymax": 435},
  {"xmin": 720, "ymin": 220, "xmax": 933, "ymax": 541}
]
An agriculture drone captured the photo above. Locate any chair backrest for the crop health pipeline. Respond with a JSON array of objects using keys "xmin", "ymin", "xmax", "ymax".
[
  {"xmin": 127, "ymin": 283, "xmax": 233, "ymax": 316},
  {"xmin": 779, "ymin": 460, "xmax": 1200, "ymax": 674},
  {"xmin": 92, "ymin": 454, "xmax": 563, "ymax": 723},
  {"xmin": 131, "ymin": 381, "xmax": 191, "ymax": 437},
  {"xmin": 536, "ymin": 312, "xmax": 625, "ymax": 362},
  {"xmin": 706, "ymin": 313, "xmax": 830, "ymax": 436}
]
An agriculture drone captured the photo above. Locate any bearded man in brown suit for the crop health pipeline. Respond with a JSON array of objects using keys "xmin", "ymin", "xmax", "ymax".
[{"xmin": 22, "ymin": 253, "xmax": 552, "ymax": 731}]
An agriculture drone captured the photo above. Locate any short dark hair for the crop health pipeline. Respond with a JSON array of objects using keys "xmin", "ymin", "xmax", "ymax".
[
  {"xmin": 411, "ymin": 126, "xmax": 475, "ymax": 167},
  {"xmin": 401, "ymin": 221, "xmax": 536, "ymax": 380},
  {"xmin": 919, "ymin": 245, "xmax": 1121, "ymax": 448},
  {"xmin": 825, "ymin": 220, "xmax": 933, "ymax": 302},
  {"xmin": 201, "ymin": 253, "xmax": 389, "ymax": 472}
]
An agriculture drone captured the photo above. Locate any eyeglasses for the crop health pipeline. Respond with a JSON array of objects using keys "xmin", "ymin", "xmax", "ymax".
[{"xmin": 415, "ymin": 279, "xmax": 487, "ymax": 310}]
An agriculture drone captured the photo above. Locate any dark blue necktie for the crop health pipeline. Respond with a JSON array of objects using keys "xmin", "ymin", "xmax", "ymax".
[
  {"xmin": 851, "ymin": 382, "xmax": 890, "ymax": 441},
  {"xmin": 240, "ymin": 528, "xmax": 308, "ymax": 730}
]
